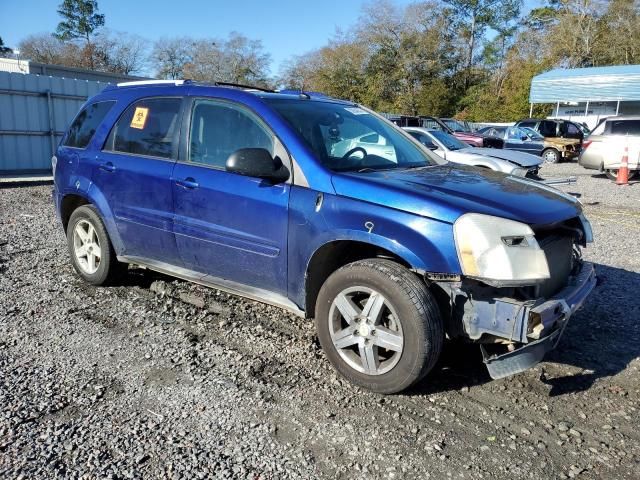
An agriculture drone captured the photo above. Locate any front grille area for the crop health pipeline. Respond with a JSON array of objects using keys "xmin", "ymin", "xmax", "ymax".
[
  {"xmin": 525, "ymin": 167, "xmax": 540, "ymax": 179},
  {"xmin": 537, "ymin": 233, "xmax": 575, "ymax": 298}
]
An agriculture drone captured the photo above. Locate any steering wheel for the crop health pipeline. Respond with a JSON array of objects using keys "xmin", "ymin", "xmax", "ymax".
[{"xmin": 341, "ymin": 147, "xmax": 368, "ymax": 160}]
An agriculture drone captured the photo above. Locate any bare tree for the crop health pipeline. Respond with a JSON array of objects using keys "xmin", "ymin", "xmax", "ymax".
[
  {"xmin": 151, "ymin": 37, "xmax": 193, "ymax": 79},
  {"xmin": 18, "ymin": 33, "xmax": 82, "ymax": 66},
  {"xmin": 95, "ymin": 31, "xmax": 148, "ymax": 75},
  {"xmin": 178, "ymin": 33, "xmax": 271, "ymax": 86}
]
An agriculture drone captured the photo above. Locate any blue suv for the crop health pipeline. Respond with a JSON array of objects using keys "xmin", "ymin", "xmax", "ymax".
[{"xmin": 53, "ymin": 80, "xmax": 596, "ymax": 393}]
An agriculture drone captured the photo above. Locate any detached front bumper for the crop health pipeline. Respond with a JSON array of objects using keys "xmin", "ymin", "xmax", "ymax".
[{"xmin": 482, "ymin": 262, "xmax": 596, "ymax": 379}]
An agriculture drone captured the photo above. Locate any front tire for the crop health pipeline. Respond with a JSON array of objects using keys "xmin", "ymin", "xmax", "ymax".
[
  {"xmin": 66, "ymin": 205, "xmax": 126, "ymax": 285},
  {"xmin": 542, "ymin": 148, "xmax": 560, "ymax": 163},
  {"xmin": 315, "ymin": 259, "xmax": 444, "ymax": 394}
]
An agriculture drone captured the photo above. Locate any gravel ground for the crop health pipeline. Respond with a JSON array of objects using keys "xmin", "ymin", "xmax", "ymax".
[{"xmin": 1, "ymin": 162, "xmax": 639, "ymax": 479}]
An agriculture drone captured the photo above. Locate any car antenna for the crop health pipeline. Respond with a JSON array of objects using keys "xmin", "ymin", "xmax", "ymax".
[{"xmin": 298, "ymin": 83, "xmax": 310, "ymax": 99}]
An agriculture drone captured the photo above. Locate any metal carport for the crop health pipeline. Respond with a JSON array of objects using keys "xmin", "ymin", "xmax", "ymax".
[{"xmin": 529, "ymin": 65, "xmax": 640, "ymax": 128}]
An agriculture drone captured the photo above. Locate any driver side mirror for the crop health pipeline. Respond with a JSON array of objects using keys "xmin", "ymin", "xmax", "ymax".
[
  {"xmin": 521, "ymin": 136, "xmax": 529, "ymax": 141},
  {"xmin": 226, "ymin": 148, "xmax": 289, "ymax": 183}
]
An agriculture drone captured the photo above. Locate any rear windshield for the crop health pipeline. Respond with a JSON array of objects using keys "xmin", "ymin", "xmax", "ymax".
[{"xmin": 263, "ymin": 98, "xmax": 440, "ymax": 172}]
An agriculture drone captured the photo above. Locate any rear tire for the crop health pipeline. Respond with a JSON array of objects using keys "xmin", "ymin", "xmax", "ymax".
[
  {"xmin": 66, "ymin": 205, "xmax": 126, "ymax": 285},
  {"xmin": 605, "ymin": 169, "xmax": 638, "ymax": 181},
  {"xmin": 542, "ymin": 148, "xmax": 560, "ymax": 164},
  {"xmin": 315, "ymin": 259, "xmax": 444, "ymax": 394}
]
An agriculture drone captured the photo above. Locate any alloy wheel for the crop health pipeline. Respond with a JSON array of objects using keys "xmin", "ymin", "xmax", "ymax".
[
  {"xmin": 72, "ymin": 219, "xmax": 102, "ymax": 274},
  {"xmin": 328, "ymin": 286, "xmax": 404, "ymax": 376}
]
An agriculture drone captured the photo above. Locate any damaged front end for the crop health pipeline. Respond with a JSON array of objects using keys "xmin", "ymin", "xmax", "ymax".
[{"xmin": 435, "ymin": 216, "xmax": 596, "ymax": 379}]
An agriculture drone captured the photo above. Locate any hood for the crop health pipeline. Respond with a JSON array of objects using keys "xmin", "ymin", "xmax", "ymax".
[
  {"xmin": 461, "ymin": 147, "xmax": 542, "ymax": 167},
  {"xmin": 331, "ymin": 164, "xmax": 581, "ymax": 225}
]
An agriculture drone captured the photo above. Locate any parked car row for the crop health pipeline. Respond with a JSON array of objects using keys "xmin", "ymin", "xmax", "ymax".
[
  {"xmin": 53, "ymin": 82, "xmax": 596, "ymax": 393},
  {"xmin": 403, "ymin": 127, "xmax": 542, "ymax": 177},
  {"xmin": 388, "ymin": 114, "xmax": 585, "ymax": 164},
  {"xmin": 388, "ymin": 115, "xmax": 504, "ymax": 148},
  {"xmin": 476, "ymin": 125, "xmax": 581, "ymax": 163}
]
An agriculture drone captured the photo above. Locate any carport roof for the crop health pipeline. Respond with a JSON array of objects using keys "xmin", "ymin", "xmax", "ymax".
[{"xmin": 530, "ymin": 65, "xmax": 640, "ymax": 103}]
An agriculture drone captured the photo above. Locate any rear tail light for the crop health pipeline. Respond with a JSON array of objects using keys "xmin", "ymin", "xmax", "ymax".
[{"xmin": 582, "ymin": 140, "xmax": 592, "ymax": 150}]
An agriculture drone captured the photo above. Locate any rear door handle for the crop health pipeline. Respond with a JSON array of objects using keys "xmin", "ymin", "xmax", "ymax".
[
  {"xmin": 99, "ymin": 162, "xmax": 115, "ymax": 173},
  {"xmin": 176, "ymin": 177, "xmax": 199, "ymax": 189}
]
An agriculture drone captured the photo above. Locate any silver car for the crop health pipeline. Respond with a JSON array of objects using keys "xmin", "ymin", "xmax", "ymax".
[
  {"xmin": 579, "ymin": 116, "xmax": 640, "ymax": 180},
  {"xmin": 404, "ymin": 127, "xmax": 542, "ymax": 177}
]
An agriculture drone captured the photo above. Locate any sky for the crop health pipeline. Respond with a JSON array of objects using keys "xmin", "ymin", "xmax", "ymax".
[{"xmin": 1, "ymin": 0, "xmax": 542, "ymax": 75}]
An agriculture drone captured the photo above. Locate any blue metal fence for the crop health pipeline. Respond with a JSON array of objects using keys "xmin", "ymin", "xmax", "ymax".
[{"xmin": 0, "ymin": 72, "xmax": 109, "ymax": 174}]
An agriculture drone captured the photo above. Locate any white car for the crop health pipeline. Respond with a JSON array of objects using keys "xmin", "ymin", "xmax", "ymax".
[
  {"xmin": 330, "ymin": 132, "xmax": 398, "ymax": 163},
  {"xmin": 404, "ymin": 127, "xmax": 542, "ymax": 177}
]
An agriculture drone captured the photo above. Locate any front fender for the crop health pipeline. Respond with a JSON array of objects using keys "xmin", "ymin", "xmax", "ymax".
[
  {"xmin": 470, "ymin": 158, "xmax": 510, "ymax": 174},
  {"xmin": 287, "ymin": 186, "xmax": 461, "ymax": 308}
]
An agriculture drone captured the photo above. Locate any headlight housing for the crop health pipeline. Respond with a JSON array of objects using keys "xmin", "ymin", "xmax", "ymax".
[
  {"xmin": 510, "ymin": 167, "xmax": 528, "ymax": 177},
  {"xmin": 453, "ymin": 213, "xmax": 550, "ymax": 285}
]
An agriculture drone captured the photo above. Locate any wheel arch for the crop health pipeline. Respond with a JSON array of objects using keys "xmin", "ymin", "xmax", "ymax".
[
  {"xmin": 304, "ymin": 239, "xmax": 414, "ymax": 318},
  {"xmin": 60, "ymin": 193, "xmax": 90, "ymax": 232},
  {"xmin": 59, "ymin": 186, "xmax": 124, "ymax": 254}
]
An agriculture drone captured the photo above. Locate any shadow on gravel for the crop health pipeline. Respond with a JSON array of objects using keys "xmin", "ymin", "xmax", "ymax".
[
  {"xmin": 541, "ymin": 263, "xmax": 640, "ymax": 396},
  {"xmin": 120, "ymin": 267, "xmax": 173, "ymax": 288},
  {"xmin": 589, "ymin": 172, "xmax": 640, "ymax": 185},
  {"xmin": 407, "ymin": 263, "xmax": 640, "ymax": 397},
  {"xmin": 103, "ymin": 262, "xmax": 639, "ymax": 398}
]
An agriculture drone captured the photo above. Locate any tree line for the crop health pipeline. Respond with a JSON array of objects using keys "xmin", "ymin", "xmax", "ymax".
[{"xmin": 6, "ymin": 0, "xmax": 640, "ymax": 122}]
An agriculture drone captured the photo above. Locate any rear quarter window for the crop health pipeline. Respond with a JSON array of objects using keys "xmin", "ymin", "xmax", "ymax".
[{"xmin": 63, "ymin": 101, "xmax": 115, "ymax": 149}]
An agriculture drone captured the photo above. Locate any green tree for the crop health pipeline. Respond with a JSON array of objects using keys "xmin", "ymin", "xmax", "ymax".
[
  {"xmin": 595, "ymin": 0, "xmax": 640, "ymax": 65},
  {"xmin": 443, "ymin": 0, "xmax": 522, "ymax": 87},
  {"xmin": 0, "ymin": 37, "xmax": 13, "ymax": 55},
  {"xmin": 55, "ymin": 0, "xmax": 105, "ymax": 68}
]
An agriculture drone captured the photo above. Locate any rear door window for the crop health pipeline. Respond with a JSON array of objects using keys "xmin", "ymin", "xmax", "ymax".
[
  {"xmin": 539, "ymin": 121, "xmax": 557, "ymax": 136},
  {"xmin": 63, "ymin": 101, "xmax": 115, "ymax": 148},
  {"xmin": 610, "ymin": 120, "xmax": 640, "ymax": 135},
  {"xmin": 104, "ymin": 97, "xmax": 182, "ymax": 159}
]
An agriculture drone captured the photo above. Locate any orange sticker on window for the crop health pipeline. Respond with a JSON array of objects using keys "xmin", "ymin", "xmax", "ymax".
[{"xmin": 130, "ymin": 107, "xmax": 149, "ymax": 129}]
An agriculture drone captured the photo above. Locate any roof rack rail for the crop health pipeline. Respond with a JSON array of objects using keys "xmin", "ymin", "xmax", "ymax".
[
  {"xmin": 213, "ymin": 81, "xmax": 275, "ymax": 93},
  {"xmin": 116, "ymin": 79, "xmax": 190, "ymax": 87}
]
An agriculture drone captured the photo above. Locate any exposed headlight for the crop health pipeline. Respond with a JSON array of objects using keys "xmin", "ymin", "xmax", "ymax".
[
  {"xmin": 511, "ymin": 167, "xmax": 528, "ymax": 177},
  {"xmin": 453, "ymin": 213, "xmax": 550, "ymax": 285},
  {"xmin": 578, "ymin": 213, "xmax": 593, "ymax": 243}
]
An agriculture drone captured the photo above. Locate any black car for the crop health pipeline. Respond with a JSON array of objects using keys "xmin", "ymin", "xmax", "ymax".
[{"xmin": 515, "ymin": 118, "xmax": 585, "ymax": 143}]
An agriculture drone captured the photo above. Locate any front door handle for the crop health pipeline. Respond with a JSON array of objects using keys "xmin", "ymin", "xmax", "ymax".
[
  {"xmin": 176, "ymin": 177, "xmax": 199, "ymax": 189},
  {"xmin": 99, "ymin": 162, "xmax": 115, "ymax": 173}
]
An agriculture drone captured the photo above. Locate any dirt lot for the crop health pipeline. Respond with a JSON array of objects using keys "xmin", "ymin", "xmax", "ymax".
[{"xmin": 1, "ymin": 163, "xmax": 639, "ymax": 479}]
